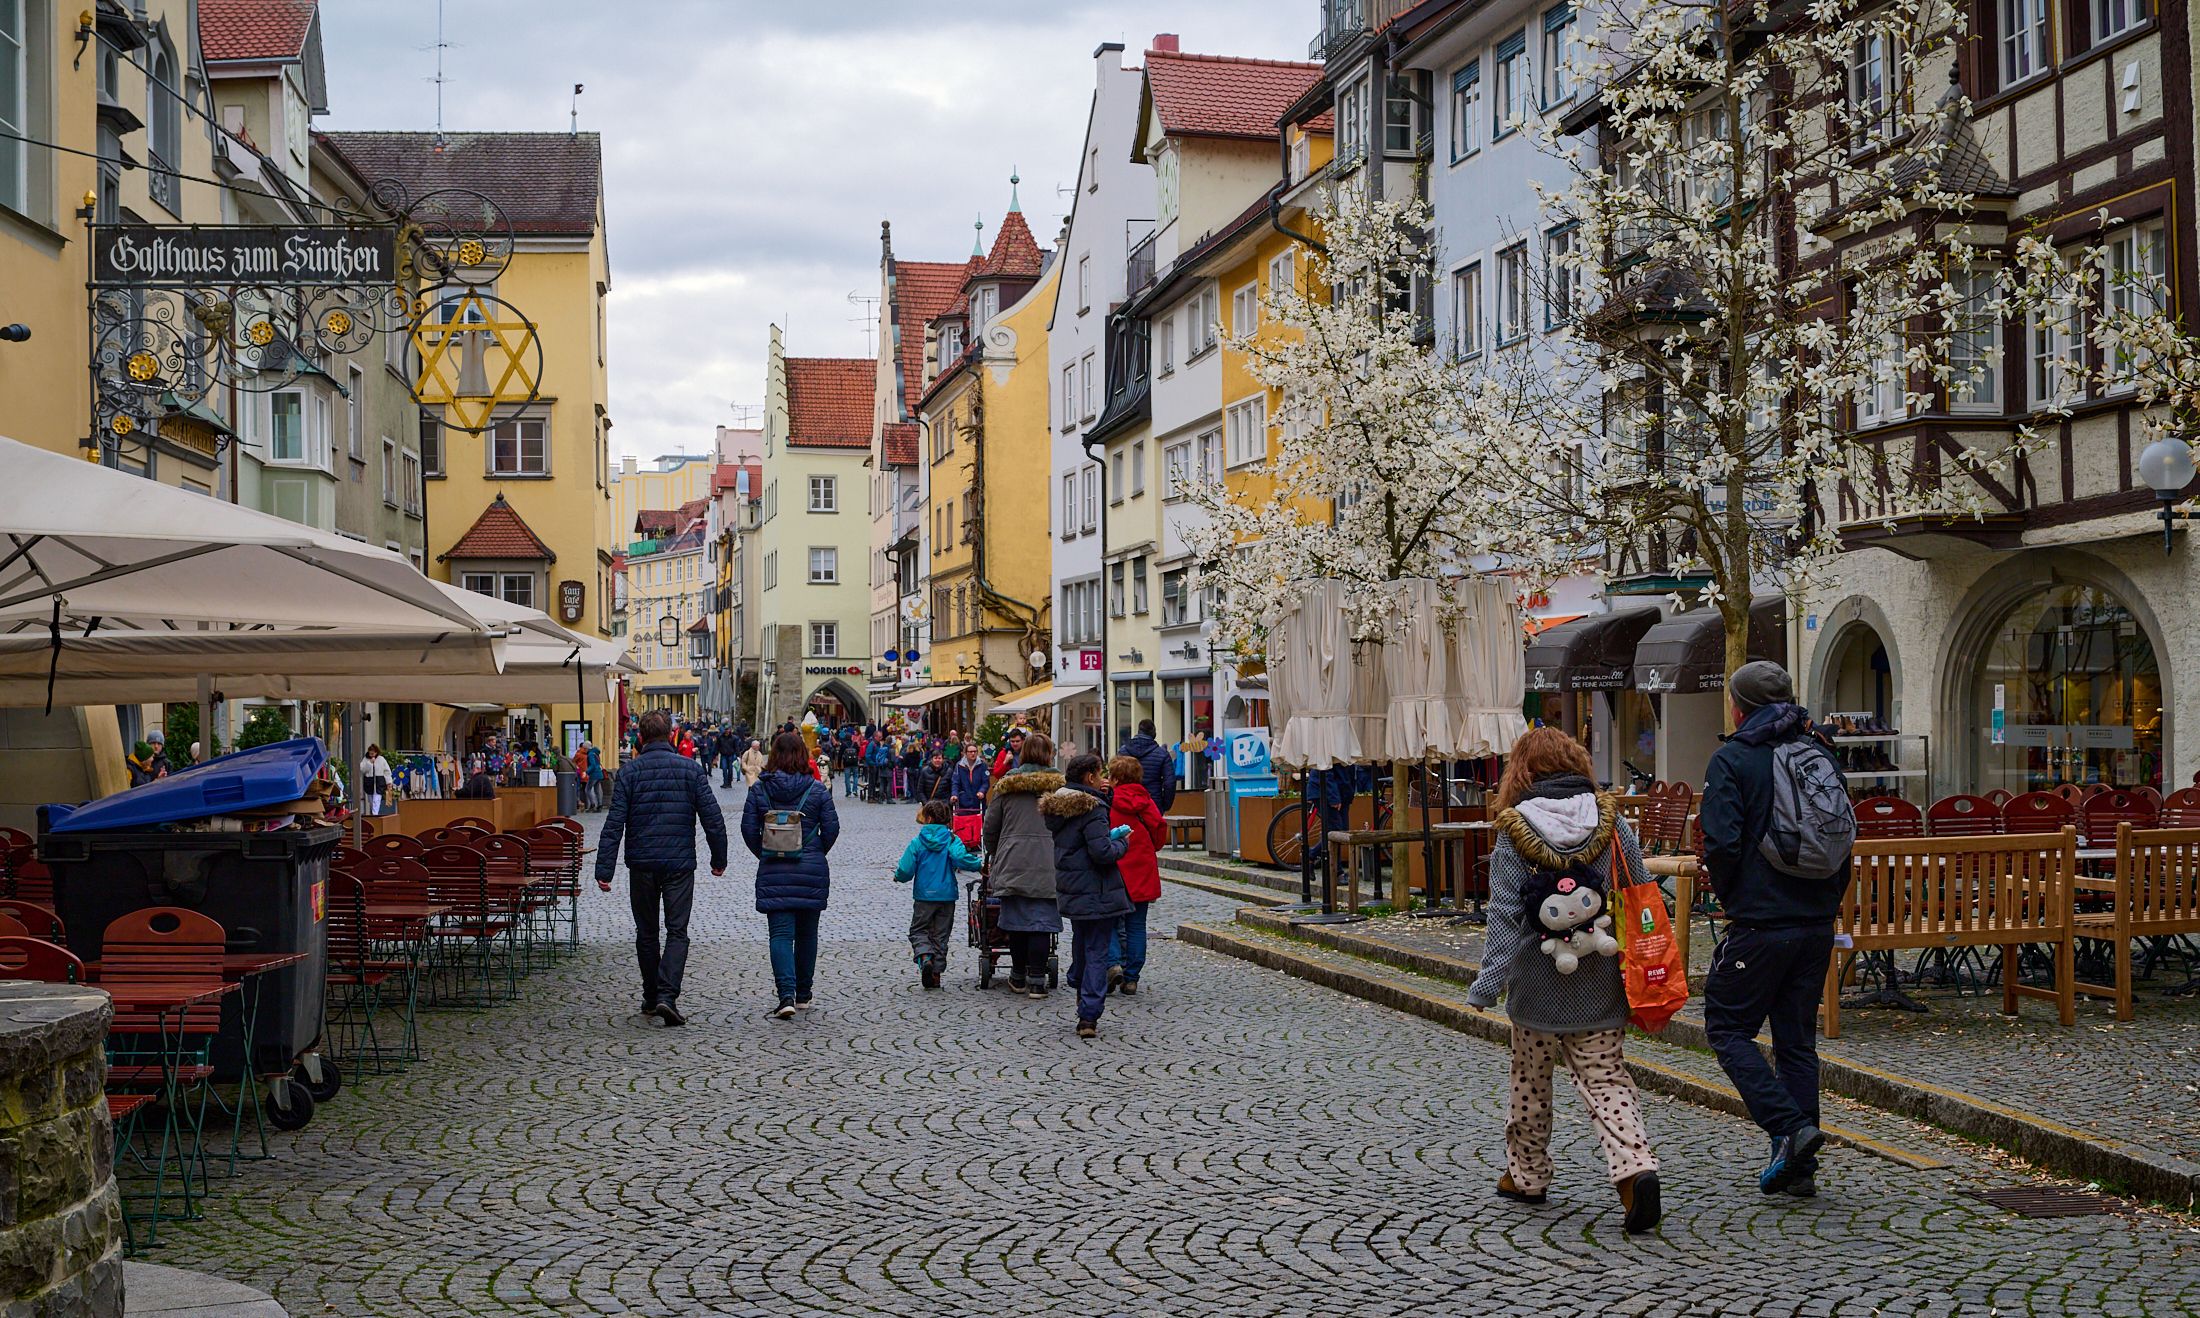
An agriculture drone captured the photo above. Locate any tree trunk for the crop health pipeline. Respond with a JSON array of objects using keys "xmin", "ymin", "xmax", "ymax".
[{"xmin": 1720, "ymin": 596, "xmax": 1751, "ymax": 734}]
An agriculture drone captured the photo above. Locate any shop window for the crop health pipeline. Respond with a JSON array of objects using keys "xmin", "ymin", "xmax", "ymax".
[{"xmin": 1971, "ymin": 583, "xmax": 2161, "ymax": 791}]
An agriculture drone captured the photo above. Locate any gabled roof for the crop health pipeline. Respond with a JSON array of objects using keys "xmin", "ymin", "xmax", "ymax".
[
  {"xmin": 318, "ymin": 131, "xmax": 602, "ymax": 237},
  {"xmin": 891, "ymin": 259, "xmax": 968, "ymax": 421},
  {"xmin": 785, "ymin": 357, "xmax": 876, "ymax": 448},
  {"xmin": 712, "ymin": 461, "xmax": 761, "ymax": 498},
  {"xmin": 634, "ymin": 508, "xmax": 681, "ymax": 536},
  {"xmin": 441, "ymin": 493, "xmax": 555, "ymax": 562},
  {"xmin": 1145, "ymin": 49, "xmax": 1327, "ymax": 142},
  {"xmin": 199, "ymin": 0, "xmax": 316, "ymax": 62}
]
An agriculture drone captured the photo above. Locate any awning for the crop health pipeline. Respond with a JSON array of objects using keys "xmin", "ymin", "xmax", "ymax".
[
  {"xmin": 1523, "ymin": 613, "xmax": 1585, "ymax": 637},
  {"xmin": 883, "ymin": 683, "xmax": 971, "ymax": 708},
  {"xmin": 1524, "ymin": 608, "xmax": 1661, "ymax": 694},
  {"xmin": 991, "ymin": 681, "xmax": 1060, "ymax": 714},
  {"xmin": 1632, "ymin": 597, "xmax": 1786, "ymax": 695}
]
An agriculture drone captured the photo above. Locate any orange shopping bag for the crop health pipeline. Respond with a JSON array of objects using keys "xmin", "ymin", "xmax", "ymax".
[{"xmin": 1613, "ymin": 846, "xmax": 1689, "ymax": 1033}]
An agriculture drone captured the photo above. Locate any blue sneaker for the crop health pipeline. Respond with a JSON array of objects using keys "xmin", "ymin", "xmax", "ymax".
[{"xmin": 1760, "ymin": 1124, "xmax": 1826, "ymax": 1195}]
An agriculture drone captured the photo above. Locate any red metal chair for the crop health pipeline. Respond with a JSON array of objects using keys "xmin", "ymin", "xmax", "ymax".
[
  {"xmin": 417, "ymin": 845, "xmax": 513, "ymax": 1004},
  {"xmin": 99, "ymin": 906, "xmax": 229, "ymax": 1248},
  {"xmin": 520, "ymin": 826, "xmax": 583, "ymax": 956},
  {"xmin": 1641, "ymin": 781, "xmax": 1695, "ymax": 855},
  {"xmin": 0, "ymin": 933, "xmax": 76, "ymax": 980},
  {"xmin": 2051, "ymin": 783, "xmax": 2087, "ymax": 806},
  {"xmin": 332, "ymin": 844, "xmax": 371, "ymax": 873},
  {"xmin": 2132, "ymin": 785, "xmax": 2164, "ymax": 809},
  {"xmin": 2079, "ymin": 789, "xmax": 2159, "ymax": 843},
  {"xmin": 0, "ymin": 900, "xmax": 64, "ymax": 942},
  {"xmin": 1985, "ymin": 789, "xmax": 2013, "ymax": 806},
  {"xmin": 1926, "ymin": 795, "xmax": 2004, "ymax": 837},
  {"xmin": 322, "ymin": 875, "xmax": 415, "ymax": 1073},
  {"xmin": 364, "ymin": 834, "xmax": 425, "ymax": 861},
  {"xmin": 5, "ymin": 856, "xmax": 53, "ymax": 904},
  {"xmin": 1854, "ymin": 796, "xmax": 1924, "ymax": 838},
  {"xmin": 2002, "ymin": 791, "xmax": 2077, "ymax": 835},
  {"xmin": 2161, "ymin": 787, "xmax": 2200, "ymax": 827}
]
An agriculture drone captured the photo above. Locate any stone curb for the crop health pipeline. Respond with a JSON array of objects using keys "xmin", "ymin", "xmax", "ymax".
[
  {"xmin": 1158, "ymin": 854, "xmax": 1372, "ymax": 902},
  {"xmin": 1158, "ymin": 870, "xmax": 1290, "ymax": 908},
  {"xmin": 1218, "ymin": 906, "xmax": 2200, "ymax": 1209}
]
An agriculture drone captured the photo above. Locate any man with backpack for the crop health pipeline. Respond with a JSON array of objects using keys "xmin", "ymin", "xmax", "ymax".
[
  {"xmin": 1697, "ymin": 660, "xmax": 1856, "ymax": 1200},
  {"xmin": 595, "ymin": 709, "xmax": 728, "ymax": 1028}
]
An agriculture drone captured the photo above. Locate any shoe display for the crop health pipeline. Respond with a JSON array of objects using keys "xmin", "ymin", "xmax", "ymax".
[{"xmin": 1618, "ymin": 1171, "xmax": 1662, "ymax": 1234}]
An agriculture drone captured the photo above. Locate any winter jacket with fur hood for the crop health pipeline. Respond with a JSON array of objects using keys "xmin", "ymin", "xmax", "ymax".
[
  {"xmin": 1463, "ymin": 778, "xmax": 1642, "ymax": 1034},
  {"xmin": 1044, "ymin": 784, "xmax": 1132, "ymax": 922},
  {"xmin": 982, "ymin": 764, "xmax": 1065, "ymax": 900}
]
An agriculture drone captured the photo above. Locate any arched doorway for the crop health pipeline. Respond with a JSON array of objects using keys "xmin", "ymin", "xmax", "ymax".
[
  {"xmin": 1818, "ymin": 620, "xmax": 1894, "ymax": 725},
  {"xmin": 1966, "ymin": 582, "xmax": 2164, "ymax": 792},
  {"xmin": 805, "ymin": 679, "xmax": 867, "ymax": 729}
]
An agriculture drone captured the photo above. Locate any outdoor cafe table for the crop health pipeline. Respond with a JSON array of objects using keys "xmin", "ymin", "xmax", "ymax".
[
  {"xmin": 1428, "ymin": 821, "xmax": 1493, "ymax": 918},
  {"xmin": 100, "ymin": 980, "xmax": 239, "ymax": 1224}
]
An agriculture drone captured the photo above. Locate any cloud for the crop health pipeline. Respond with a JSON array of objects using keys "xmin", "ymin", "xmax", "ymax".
[{"xmin": 318, "ymin": 1, "xmax": 1311, "ymax": 457}]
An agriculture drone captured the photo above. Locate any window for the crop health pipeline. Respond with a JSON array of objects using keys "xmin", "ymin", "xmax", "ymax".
[
  {"xmin": 1451, "ymin": 262, "xmax": 1484, "ymax": 358},
  {"xmin": 1062, "ymin": 365, "xmax": 1076, "ymax": 429},
  {"xmin": 1062, "ymin": 472, "xmax": 1077, "ymax": 538},
  {"xmin": 0, "ymin": 0, "xmax": 30, "ymax": 213},
  {"xmin": 1163, "ymin": 439, "xmax": 1192, "ymax": 499},
  {"xmin": 146, "ymin": 36, "xmax": 179, "ymax": 212},
  {"xmin": 1109, "ymin": 561, "xmax": 1126, "ymax": 616},
  {"xmin": 1131, "ymin": 555, "xmax": 1149, "ymax": 615},
  {"xmin": 1196, "ymin": 429, "xmax": 1223, "ymax": 484},
  {"xmin": 1493, "ymin": 31, "xmax": 1528, "ymax": 139},
  {"xmin": 1450, "ymin": 62, "xmax": 1482, "ymax": 161},
  {"xmin": 1110, "ymin": 450, "xmax": 1126, "ymax": 504},
  {"xmin": 2104, "ymin": 220, "xmax": 2168, "ymax": 388},
  {"xmin": 269, "ymin": 391, "xmax": 305, "ymax": 463},
  {"xmin": 401, "ymin": 449, "xmax": 421, "ymax": 513},
  {"xmin": 1383, "ymin": 74, "xmax": 1417, "ymax": 153},
  {"xmin": 380, "ymin": 437, "xmax": 398, "ymax": 505},
  {"xmin": 1158, "ymin": 320, "xmax": 1175, "ymax": 375},
  {"xmin": 489, "ymin": 415, "xmax": 548, "ymax": 475},
  {"xmin": 1544, "ymin": 228, "xmax": 1578, "ymax": 327},
  {"xmin": 1225, "ymin": 396, "xmax": 1267, "ymax": 468},
  {"xmin": 1162, "ymin": 568, "xmax": 1190, "ymax": 625},
  {"xmin": 1081, "ymin": 466, "xmax": 1098, "ymax": 532},
  {"xmin": 938, "ymin": 323, "xmax": 964, "ymax": 364},
  {"xmin": 1078, "ymin": 254, "xmax": 1091, "ymax": 311},
  {"xmin": 1948, "ymin": 268, "xmax": 2003, "ymax": 412},
  {"xmin": 2093, "ymin": 0, "xmax": 2147, "ymax": 43},
  {"xmin": 809, "ymin": 621, "xmax": 838, "ymax": 658},
  {"xmin": 2001, "ymin": 0, "xmax": 2050, "ymax": 84},
  {"xmin": 808, "ymin": 474, "xmax": 838, "ymax": 512},
  {"xmin": 1196, "ymin": 287, "xmax": 1220, "ymax": 353},
  {"xmin": 1232, "ymin": 282, "xmax": 1258, "ymax": 334},
  {"xmin": 1267, "ymin": 250, "xmax": 1294, "ymax": 300},
  {"xmin": 2028, "ymin": 281, "xmax": 2080, "ymax": 409},
  {"xmin": 807, "ymin": 547, "xmax": 838, "ymax": 584},
  {"xmin": 347, "ymin": 367, "xmax": 365, "ymax": 459},
  {"xmin": 1131, "ymin": 440, "xmax": 1146, "ymax": 496},
  {"xmin": 1849, "ymin": 26, "xmax": 1897, "ymax": 149},
  {"xmin": 1542, "ymin": 4, "xmax": 1576, "ymax": 106},
  {"xmin": 1337, "ymin": 76, "xmax": 1369, "ymax": 162},
  {"xmin": 1854, "ymin": 287, "xmax": 1904, "ymax": 425},
  {"xmin": 1081, "ymin": 352, "xmax": 1097, "ymax": 419},
  {"xmin": 974, "ymin": 286, "xmax": 999, "ymax": 326},
  {"xmin": 1495, "ymin": 243, "xmax": 1530, "ymax": 344},
  {"xmin": 462, "ymin": 573, "xmax": 534, "ymax": 608}
]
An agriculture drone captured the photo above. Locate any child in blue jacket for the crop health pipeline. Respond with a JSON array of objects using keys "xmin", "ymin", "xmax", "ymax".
[{"xmin": 894, "ymin": 799, "xmax": 983, "ymax": 989}]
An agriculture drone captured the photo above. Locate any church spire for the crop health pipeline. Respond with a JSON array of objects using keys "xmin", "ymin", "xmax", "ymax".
[{"xmin": 971, "ymin": 214, "xmax": 984, "ymax": 257}]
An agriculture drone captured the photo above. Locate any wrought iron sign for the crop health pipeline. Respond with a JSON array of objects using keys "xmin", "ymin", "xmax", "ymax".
[{"xmin": 86, "ymin": 185, "xmax": 543, "ymax": 452}]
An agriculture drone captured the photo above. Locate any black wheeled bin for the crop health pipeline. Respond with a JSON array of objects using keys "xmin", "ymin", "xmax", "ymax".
[{"xmin": 40, "ymin": 824, "xmax": 336, "ymax": 1083}]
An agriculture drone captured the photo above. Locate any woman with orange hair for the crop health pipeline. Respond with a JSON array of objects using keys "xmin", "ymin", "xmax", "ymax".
[{"xmin": 1464, "ymin": 726, "xmax": 1662, "ymax": 1234}]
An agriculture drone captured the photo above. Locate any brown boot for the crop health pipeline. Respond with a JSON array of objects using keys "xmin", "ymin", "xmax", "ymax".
[
  {"xmin": 1496, "ymin": 1173, "xmax": 1546, "ymax": 1205},
  {"xmin": 1618, "ymin": 1171, "xmax": 1662, "ymax": 1235}
]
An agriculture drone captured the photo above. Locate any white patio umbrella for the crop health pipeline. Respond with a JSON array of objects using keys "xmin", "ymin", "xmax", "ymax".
[
  {"xmin": 1380, "ymin": 578, "xmax": 1454, "ymax": 761},
  {"xmin": 1446, "ymin": 576, "xmax": 1528, "ymax": 759},
  {"xmin": 1269, "ymin": 579, "xmax": 1364, "ymax": 770},
  {"xmin": 0, "ymin": 628, "xmax": 504, "ymax": 707}
]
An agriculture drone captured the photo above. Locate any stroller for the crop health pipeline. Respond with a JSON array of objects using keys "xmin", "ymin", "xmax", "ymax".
[{"xmin": 966, "ymin": 857, "xmax": 1059, "ymax": 991}]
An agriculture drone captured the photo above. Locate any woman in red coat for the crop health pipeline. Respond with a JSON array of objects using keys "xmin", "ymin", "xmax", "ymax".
[{"xmin": 1105, "ymin": 754, "xmax": 1168, "ymax": 994}]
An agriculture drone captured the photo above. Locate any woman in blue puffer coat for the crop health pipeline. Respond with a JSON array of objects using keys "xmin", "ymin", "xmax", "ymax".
[{"xmin": 742, "ymin": 731, "xmax": 841, "ymax": 1019}]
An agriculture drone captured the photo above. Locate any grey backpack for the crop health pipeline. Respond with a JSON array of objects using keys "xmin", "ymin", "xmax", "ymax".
[
  {"xmin": 760, "ymin": 783, "xmax": 809, "ymax": 859},
  {"xmin": 1757, "ymin": 738, "xmax": 1857, "ymax": 880}
]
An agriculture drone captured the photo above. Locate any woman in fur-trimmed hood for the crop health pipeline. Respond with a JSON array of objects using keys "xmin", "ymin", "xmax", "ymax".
[
  {"xmin": 983, "ymin": 732, "xmax": 1067, "ymax": 997},
  {"xmin": 1463, "ymin": 727, "xmax": 1662, "ymax": 1235},
  {"xmin": 1044, "ymin": 754, "xmax": 1131, "ymax": 1037}
]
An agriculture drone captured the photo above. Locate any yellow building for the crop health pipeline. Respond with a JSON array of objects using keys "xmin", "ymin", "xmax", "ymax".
[
  {"xmin": 325, "ymin": 131, "xmax": 617, "ymax": 761},
  {"xmin": 910, "ymin": 201, "xmax": 1057, "ymax": 730},
  {"xmin": 611, "ymin": 451, "xmax": 715, "ymax": 560},
  {"xmin": 624, "ymin": 503, "xmax": 708, "ymax": 719}
]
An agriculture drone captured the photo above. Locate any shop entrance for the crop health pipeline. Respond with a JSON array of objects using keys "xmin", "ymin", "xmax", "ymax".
[
  {"xmin": 805, "ymin": 680, "xmax": 866, "ymax": 730},
  {"xmin": 1969, "ymin": 583, "xmax": 2163, "ymax": 791}
]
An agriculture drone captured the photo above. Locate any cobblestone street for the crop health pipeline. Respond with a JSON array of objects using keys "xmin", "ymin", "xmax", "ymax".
[{"xmin": 159, "ymin": 786, "xmax": 2200, "ymax": 1317}]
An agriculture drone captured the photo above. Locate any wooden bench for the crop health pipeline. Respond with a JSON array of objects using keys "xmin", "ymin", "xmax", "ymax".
[
  {"xmin": 1824, "ymin": 829, "xmax": 2076, "ymax": 1038},
  {"xmin": 2072, "ymin": 823, "xmax": 2200, "ymax": 1020},
  {"xmin": 1164, "ymin": 815, "xmax": 1205, "ymax": 849}
]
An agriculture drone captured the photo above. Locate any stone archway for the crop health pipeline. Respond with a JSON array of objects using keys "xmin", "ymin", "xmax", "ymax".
[{"xmin": 805, "ymin": 677, "xmax": 869, "ymax": 727}]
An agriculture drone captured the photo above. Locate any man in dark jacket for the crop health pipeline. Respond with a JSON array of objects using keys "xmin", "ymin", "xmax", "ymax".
[
  {"xmin": 716, "ymin": 726, "xmax": 742, "ymax": 788},
  {"xmin": 950, "ymin": 743, "xmax": 990, "ymax": 813},
  {"xmin": 595, "ymin": 708, "xmax": 728, "ymax": 1027},
  {"xmin": 1118, "ymin": 720, "xmax": 1178, "ymax": 813},
  {"xmin": 1698, "ymin": 660, "xmax": 1845, "ymax": 1198}
]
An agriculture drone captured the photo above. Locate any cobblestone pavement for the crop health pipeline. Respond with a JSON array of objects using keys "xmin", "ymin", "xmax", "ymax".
[{"xmin": 157, "ymin": 786, "xmax": 2200, "ymax": 1317}]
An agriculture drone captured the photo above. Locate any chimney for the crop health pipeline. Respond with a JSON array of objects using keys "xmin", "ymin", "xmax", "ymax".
[
  {"xmin": 621, "ymin": 455, "xmax": 637, "ymax": 477},
  {"xmin": 1151, "ymin": 33, "xmax": 1179, "ymax": 52}
]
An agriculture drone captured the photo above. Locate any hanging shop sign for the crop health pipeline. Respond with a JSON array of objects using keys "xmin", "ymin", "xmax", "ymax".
[
  {"xmin": 93, "ymin": 226, "xmax": 397, "ymax": 286},
  {"xmin": 558, "ymin": 580, "xmax": 585, "ymax": 624}
]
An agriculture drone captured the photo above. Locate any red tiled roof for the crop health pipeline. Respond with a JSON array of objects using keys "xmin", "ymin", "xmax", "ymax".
[
  {"xmin": 785, "ymin": 357, "xmax": 876, "ymax": 448},
  {"xmin": 711, "ymin": 461, "xmax": 762, "ymax": 496},
  {"xmin": 1146, "ymin": 49, "xmax": 1325, "ymax": 141},
  {"xmin": 442, "ymin": 494, "xmax": 555, "ymax": 562},
  {"xmin": 634, "ymin": 509, "xmax": 680, "ymax": 535},
  {"xmin": 881, "ymin": 423, "xmax": 919, "ymax": 467},
  {"xmin": 889, "ymin": 260, "xmax": 965, "ymax": 416},
  {"xmin": 978, "ymin": 210, "xmax": 1044, "ymax": 280},
  {"xmin": 199, "ymin": 0, "xmax": 316, "ymax": 62},
  {"xmin": 318, "ymin": 131, "xmax": 601, "ymax": 237},
  {"xmin": 675, "ymin": 496, "xmax": 709, "ymax": 525}
]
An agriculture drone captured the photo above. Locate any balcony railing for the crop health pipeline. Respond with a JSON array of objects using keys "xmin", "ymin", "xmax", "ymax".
[
  {"xmin": 1310, "ymin": 0, "xmax": 1417, "ymax": 59},
  {"xmin": 1125, "ymin": 231, "xmax": 1157, "ymax": 298}
]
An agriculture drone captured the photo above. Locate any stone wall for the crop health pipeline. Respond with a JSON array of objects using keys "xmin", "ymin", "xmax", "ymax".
[{"xmin": 0, "ymin": 984, "xmax": 122, "ymax": 1318}]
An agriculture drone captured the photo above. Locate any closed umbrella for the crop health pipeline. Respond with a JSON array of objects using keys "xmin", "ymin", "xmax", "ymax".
[
  {"xmin": 1380, "ymin": 578, "xmax": 1454, "ymax": 761},
  {"xmin": 1271, "ymin": 579, "xmax": 1363, "ymax": 769},
  {"xmin": 1446, "ymin": 576, "xmax": 1528, "ymax": 759}
]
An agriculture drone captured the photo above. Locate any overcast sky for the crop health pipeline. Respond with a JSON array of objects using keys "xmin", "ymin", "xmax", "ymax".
[{"xmin": 318, "ymin": 1, "xmax": 1312, "ymax": 460}]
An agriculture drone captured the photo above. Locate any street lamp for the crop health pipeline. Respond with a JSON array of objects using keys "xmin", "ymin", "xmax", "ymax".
[{"xmin": 2138, "ymin": 435, "xmax": 2199, "ymax": 554}]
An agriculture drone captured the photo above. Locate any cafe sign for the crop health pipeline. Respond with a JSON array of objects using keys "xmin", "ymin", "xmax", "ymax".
[
  {"xmin": 93, "ymin": 225, "xmax": 397, "ymax": 287},
  {"xmin": 558, "ymin": 580, "xmax": 584, "ymax": 625}
]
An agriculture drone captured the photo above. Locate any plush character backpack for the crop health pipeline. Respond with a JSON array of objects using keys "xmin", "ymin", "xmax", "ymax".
[{"xmin": 1522, "ymin": 861, "xmax": 1621, "ymax": 974}]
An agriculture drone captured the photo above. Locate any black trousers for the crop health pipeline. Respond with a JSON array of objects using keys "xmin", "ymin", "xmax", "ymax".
[
  {"xmin": 1008, "ymin": 930, "xmax": 1051, "ymax": 982},
  {"xmin": 629, "ymin": 867, "xmax": 696, "ymax": 1004},
  {"xmin": 1703, "ymin": 923, "xmax": 1836, "ymax": 1142}
]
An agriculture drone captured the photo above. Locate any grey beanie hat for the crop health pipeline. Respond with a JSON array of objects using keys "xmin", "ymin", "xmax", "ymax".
[{"xmin": 1728, "ymin": 660, "xmax": 1794, "ymax": 711}]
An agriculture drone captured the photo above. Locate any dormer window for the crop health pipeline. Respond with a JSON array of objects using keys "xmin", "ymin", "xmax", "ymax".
[
  {"xmin": 974, "ymin": 285, "xmax": 999, "ymax": 327},
  {"xmin": 938, "ymin": 323, "xmax": 964, "ymax": 364}
]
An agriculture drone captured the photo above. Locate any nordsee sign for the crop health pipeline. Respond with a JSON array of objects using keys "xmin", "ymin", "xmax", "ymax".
[{"xmin": 93, "ymin": 226, "xmax": 397, "ymax": 286}]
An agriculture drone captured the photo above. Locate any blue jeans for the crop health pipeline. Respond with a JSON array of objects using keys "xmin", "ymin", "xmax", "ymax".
[
  {"xmin": 1704, "ymin": 923, "xmax": 1836, "ymax": 1143},
  {"xmin": 1109, "ymin": 902, "xmax": 1151, "ymax": 982},
  {"xmin": 1068, "ymin": 918, "xmax": 1116, "ymax": 1023},
  {"xmin": 766, "ymin": 909, "xmax": 821, "ymax": 1005}
]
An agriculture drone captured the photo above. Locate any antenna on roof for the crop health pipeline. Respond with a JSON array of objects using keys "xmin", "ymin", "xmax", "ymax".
[
  {"xmin": 431, "ymin": 0, "xmax": 449, "ymax": 153},
  {"xmin": 846, "ymin": 289, "xmax": 880, "ymax": 357},
  {"xmin": 571, "ymin": 84, "xmax": 585, "ymax": 136}
]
